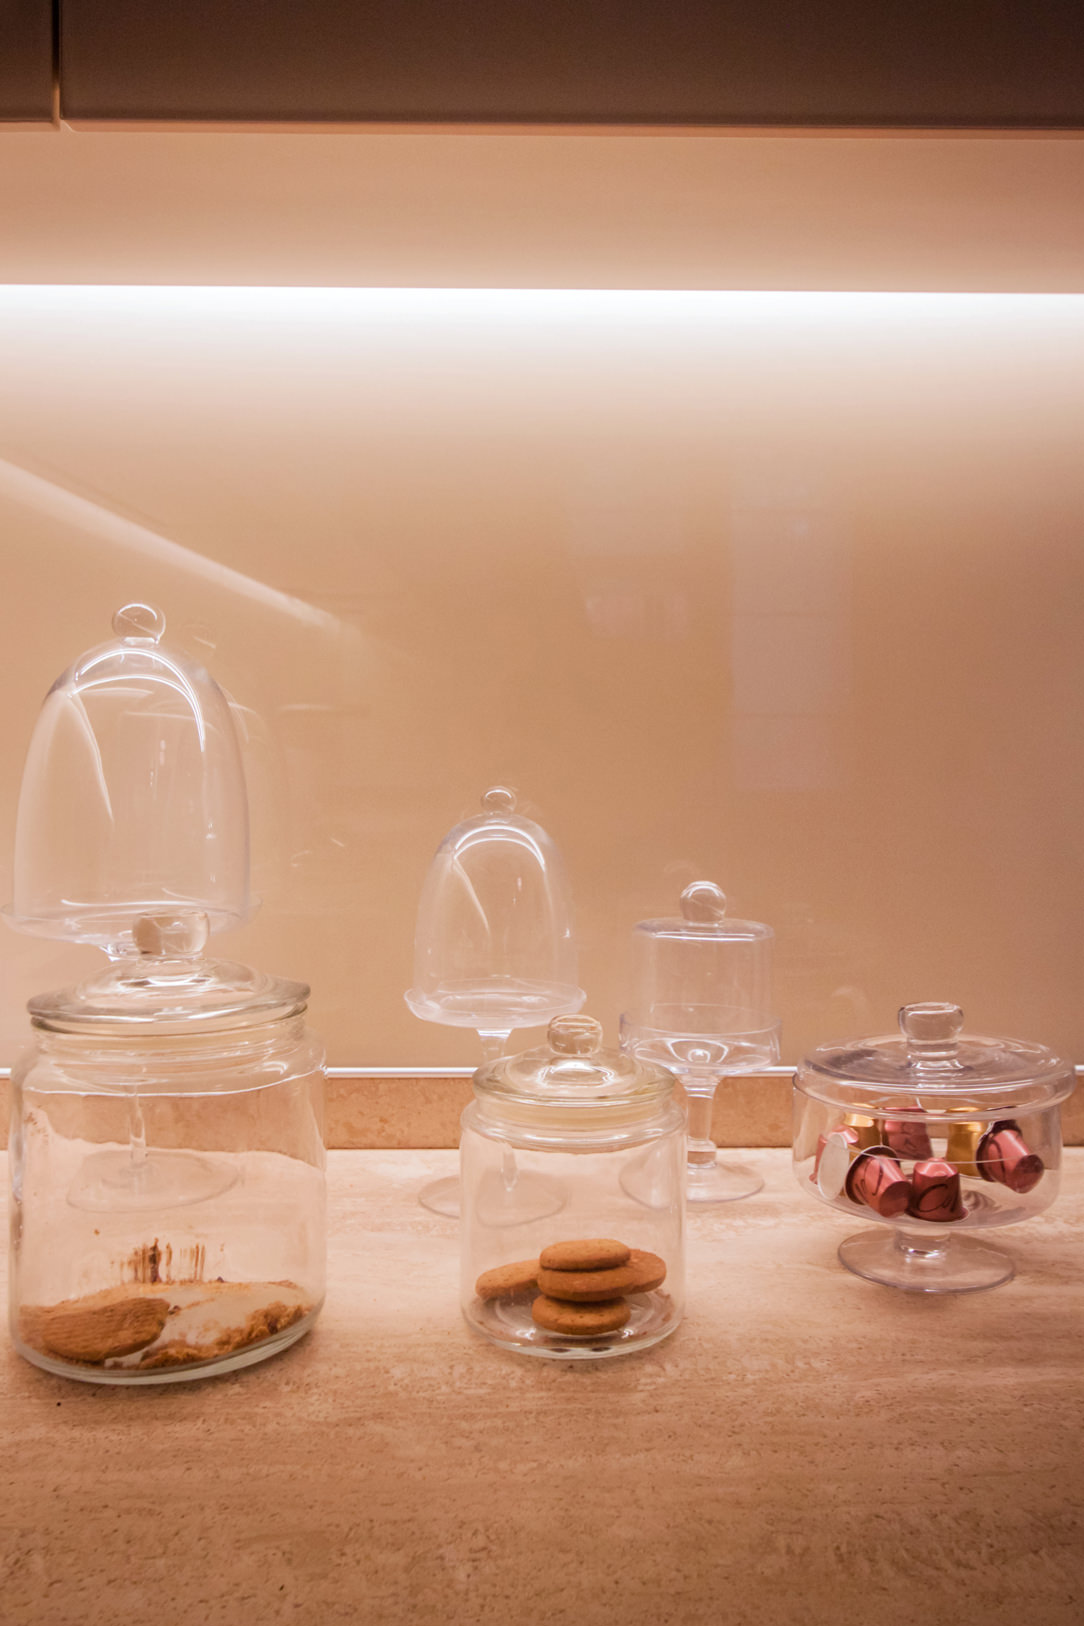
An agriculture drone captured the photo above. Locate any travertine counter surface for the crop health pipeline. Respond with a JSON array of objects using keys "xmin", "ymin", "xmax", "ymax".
[{"xmin": 2, "ymin": 1150, "xmax": 1081, "ymax": 1626}]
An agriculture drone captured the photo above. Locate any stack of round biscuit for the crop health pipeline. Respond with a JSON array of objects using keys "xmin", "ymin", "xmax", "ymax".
[{"xmin": 475, "ymin": 1238, "xmax": 667, "ymax": 1337}]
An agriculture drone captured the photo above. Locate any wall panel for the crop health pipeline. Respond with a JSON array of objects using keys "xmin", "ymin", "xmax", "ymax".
[{"xmin": 0, "ymin": 288, "xmax": 1081, "ymax": 1072}]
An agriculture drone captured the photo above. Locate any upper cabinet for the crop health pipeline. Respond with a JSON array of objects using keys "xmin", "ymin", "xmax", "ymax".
[
  {"xmin": 58, "ymin": 0, "xmax": 1084, "ymax": 127},
  {"xmin": 0, "ymin": 0, "xmax": 53, "ymax": 122}
]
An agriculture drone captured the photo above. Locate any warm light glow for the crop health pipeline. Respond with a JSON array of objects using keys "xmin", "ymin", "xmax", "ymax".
[{"xmin": 0, "ymin": 286, "xmax": 1082, "ymax": 321}]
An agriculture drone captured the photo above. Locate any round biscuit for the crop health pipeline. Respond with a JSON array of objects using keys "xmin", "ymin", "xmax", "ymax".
[
  {"xmin": 539, "ymin": 1238, "xmax": 631, "ymax": 1272},
  {"xmin": 531, "ymin": 1295, "xmax": 631, "ymax": 1337},
  {"xmin": 474, "ymin": 1258, "xmax": 540, "ymax": 1301},
  {"xmin": 536, "ymin": 1248, "xmax": 667, "ymax": 1302},
  {"xmin": 626, "ymin": 1248, "xmax": 668, "ymax": 1293}
]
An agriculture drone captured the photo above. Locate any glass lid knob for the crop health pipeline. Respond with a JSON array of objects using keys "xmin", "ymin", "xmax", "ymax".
[
  {"xmin": 481, "ymin": 785, "xmax": 517, "ymax": 815},
  {"xmin": 133, "ymin": 912, "xmax": 211, "ymax": 959},
  {"xmin": 899, "ymin": 1002, "xmax": 965, "ymax": 1068},
  {"xmin": 548, "ymin": 1015, "xmax": 603, "ymax": 1056},
  {"xmin": 112, "ymin": 602, "xmax": 167, "ymax": 643},
  {"xmin": 680, "ymin": 881, "xmax": 728, "ymax": 923}
]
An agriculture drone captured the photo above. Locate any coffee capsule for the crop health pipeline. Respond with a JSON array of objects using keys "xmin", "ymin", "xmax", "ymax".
[
  {"xmin": 811, "ymin": 1128, "xmax": 861, "ymax": 1198},
  {"xmin": 977, "ymin": 1120, "xmax": 1044, "ymax": 1195},
  {"xmin": 945, "ymin": 1121, "xmax": 986, "ymax": 1178},
  {"xmin": 907, "ymin": 1159, "xmax": 966, "ymax": 1222},
  {"xmin": 811, "ymin": 1124, "xmax": 865, "ymax": 1187},
  {"xmin": 845, "ymin": 1145, "xmax": 912, "ymax": 1218},
  {"xmin": 882, "ymin": 1108, "xmax": 933, "ymax": 1160},
  {"xmin": 841, "ymin": 1112, "xmax": 881, "ymax": 1151}
]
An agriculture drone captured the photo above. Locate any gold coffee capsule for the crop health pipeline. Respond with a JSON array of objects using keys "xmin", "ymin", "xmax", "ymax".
[
  {"xmin": 842, "ymin": 1112, "xmax": 881, "ymax": 1152},
  {"xmin": 945, "ymin": 1121, "xmax": 985, "ymax": 1178}
]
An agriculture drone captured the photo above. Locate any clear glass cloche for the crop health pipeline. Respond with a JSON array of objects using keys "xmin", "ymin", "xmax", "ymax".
[
  {"xmin": 621, "ymin": 881, "xmax": 781, "ymax": 1205},
  {"xmin": 7, "ymin": 601, "xmax": 250, "ymax": 947},
  {"xmin": 405, "ymin": 785, "xmax": 584, "ymax": 1047}
]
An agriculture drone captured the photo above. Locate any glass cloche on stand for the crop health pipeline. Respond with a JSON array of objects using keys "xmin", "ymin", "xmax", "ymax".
[
  {"xmin": 793, "ymin": 1001, "xmax": 1074, "ymax": 1292},
  {"xmin": 405, "ymin": 786, "xmax": 585, "ymax": 1218},
  {"xmin": 621, "ymin": 881, "xmax": 781, "ymax": 1204},
  {"xmin": 5, "ymin": 605, "xmax": 326, "ymax": 1382}
]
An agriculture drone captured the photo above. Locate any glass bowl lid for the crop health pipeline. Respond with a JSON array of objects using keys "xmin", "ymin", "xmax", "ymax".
[{"xmin": 796, "ymin": 1002, "xmax": 1075, "ymax": 1116}]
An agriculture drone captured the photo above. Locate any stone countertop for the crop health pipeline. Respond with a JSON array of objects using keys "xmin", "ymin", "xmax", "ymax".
[{"xmin": 1, "ymin": 1149, "xmax": 1081, "ymax": 1626}]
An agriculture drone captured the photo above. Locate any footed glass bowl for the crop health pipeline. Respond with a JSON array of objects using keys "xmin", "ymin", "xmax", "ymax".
[{"xmin": 793, "ymin": 1002, "xmax": 1074, "ymax": 1292}]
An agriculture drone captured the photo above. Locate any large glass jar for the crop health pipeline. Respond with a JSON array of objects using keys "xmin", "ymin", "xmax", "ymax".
[
  {"xmin": 793, "ymin": 1001, "xmax": 1074, "ymax": 1292},
  {"xmin": 461, "ymin": 1015, "xmax": 686, "ymax": 1359},
  {"xmin": 4, "ymin": 604, "xmax": 326, "ymax": 1380},
  {"xmin": 9, "ymin": 918, "xmax": 326, "ymax": 1383}
]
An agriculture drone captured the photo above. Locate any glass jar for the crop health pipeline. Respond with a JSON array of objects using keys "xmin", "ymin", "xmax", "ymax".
[
  {"xmin": 4, "ymin": 604, "xmax": 326, "ymax": 1380},
  {"xmin": 460, "ymin": 1014, "xmax": 686, "ymax": 1359},
  {"xmin": 9, "ymin": 924, "xmax": 326, "ymax": 1383},
  {"xmin": 793, "ymin": 1001, "xmax": 1075, "ymax": 1292}
]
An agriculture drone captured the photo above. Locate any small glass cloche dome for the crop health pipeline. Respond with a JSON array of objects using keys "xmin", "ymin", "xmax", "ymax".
[{"xmin": 405, "ymin": 786, "xmax": 584, "ymax": 1043}]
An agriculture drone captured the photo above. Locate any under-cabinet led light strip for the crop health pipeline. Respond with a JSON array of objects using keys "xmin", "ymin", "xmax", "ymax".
[{"xmin": 0, "ymin": 287, "xmax": 1082, "ymax": 317}]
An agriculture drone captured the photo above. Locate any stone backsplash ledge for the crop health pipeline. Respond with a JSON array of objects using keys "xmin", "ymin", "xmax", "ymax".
[{"xmin": 4, "ymin": 1071, "xmax": 1079, "ymax": 1149}]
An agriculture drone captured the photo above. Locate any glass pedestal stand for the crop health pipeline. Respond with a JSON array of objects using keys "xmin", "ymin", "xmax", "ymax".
[
  {"xmin": 420, "ymin": 1160, "xmax": 568, "ymax": 1224},
  {"xmin": 417, "ymin": 1177, "xmax": 465, "ymax": 1219},
  {"xmin": 684, "ymin": 1083, "xmax": 763, "ymax": 1204},
  {"xmin": 69, "ymin": 1147, "xmax": 239, "ymax": 1211},
  {"xmin": 418, "ymin": 1030, "xmax": 566, "ymax": 1225},
  {"xmin": 838, "ymin": 1225, "xmax": 1015, "ymax": 1293},
  {"xmin": 68, "ymin": 1091, "xmax": 238, "ymax": 1212}
]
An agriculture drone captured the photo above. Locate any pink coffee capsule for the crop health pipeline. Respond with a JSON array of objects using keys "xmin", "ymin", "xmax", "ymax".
[
  {"xmin": 882, "ymin": 1115, "xmax": 933, "ymax": 1160},
  {"xmin": 845, "ymin": 1146, "xmax": 912, "ymax": 1218},
  {"xmin": 978, "ymin": 1120, "xmax": 1044, "ymax": 1195},
  {"xmin": 907, "ymin": 1159, "xmax": 966, "ymax": 1222}
]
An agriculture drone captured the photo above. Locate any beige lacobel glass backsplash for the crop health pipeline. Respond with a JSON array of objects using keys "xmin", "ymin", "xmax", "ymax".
[{"xmin": 0, "ymin": 287, "xmax": 1081, "ymax": 1069}]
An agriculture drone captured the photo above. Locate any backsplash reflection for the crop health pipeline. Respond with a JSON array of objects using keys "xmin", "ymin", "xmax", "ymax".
[{"xmin": 0, "ymin": 289, "xmax": 1081, "ymax": 1066}]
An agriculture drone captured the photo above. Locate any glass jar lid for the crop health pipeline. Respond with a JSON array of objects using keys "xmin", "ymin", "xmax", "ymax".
[
  {"xmin": 475, "ymin": 1015, "xmax": 676, "ymax": 1113},
  {"xmin": 6, "ymin": 603, "xmax": 250, "ymax": 950},
  {"xmin": 27, "ymin": 912, "xmax": 308, "ymax": 1037},
  {"xmin": 633, "ymin": 880, "xmax": 774, "ymax": 947},
  {"xmin": 796, "ymin": 1002, "xmax": 1075, "ymax": 1116}
]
